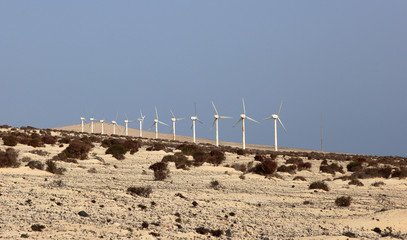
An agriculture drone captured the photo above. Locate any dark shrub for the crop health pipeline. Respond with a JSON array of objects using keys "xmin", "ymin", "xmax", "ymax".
[
  {"xmin": 28, "ymin": 138, "xmax": 44, "ymax": 148},
  {"xmin": 63, "ymin": 139, "xmax": 93, "ymax": 160},
  {"xmin": 286, "ymin": 157, "xmax": 303, "ymax": 165},
  {"xmin": 351, "ymin": 166, "xmax": 392, "ymax": 179},
  {"xmin": 149, "ymin": 162, "xmax": 169, "ymax": 180},
  {"xmin": 58, "ymin": 137, "xmax": 71, "ymax": 144},
  {"xmin": 101, "ymin": 138, "xmax": 120, "ymax": 148},
  {"xmin": 177, "ymin": 143, "xmax": 201, "ymax": 155},
  {"xmin": 269, "ymin": 153, "xmax": 278, "ymax": 160},
  {"xmin": 254, "ymin": 154, "xmax": 265, "ymax": 162},
  {"xmin": 31, "ymin": 224, "xmax": 45, "ymax": 232},
  {"xmin": 106, "ymin": 144, "xmax": 127, "ymax": 160},
  {"xmin": 320, "ymin": 163, "xmax": 344, "ymax": 175},
  {"xmin": 41, "ymin": 136, "xmax": 57, "ymax": 145},
  {"xmin": 249, "ymin": 160, "xmax": 277, "ymax": 176},
  {"xmin": 45, "ymin": 160, "xmax": 66, "ymax": 175},
  {"xmin": 349, "ymin": 179, "xmax": 364, "ymax": 186},
  {"xmin": 347, "ymin": 162, "xmax": 363, "ymax": 172},
  {"xmin": 335, "ymin": 196, "xmax": 352, "ymax": 207},
  {"xmin": 309, "ymin": 181, "xmax": 329, "ymax": 191},
  {"xmin": 0, "ymin": 148, "xmax": 20, "ymax": 168},
  {"xmin": 210, "ymin": 180, "xmax": 221, "ymax": 190},
  {"xmin": 208, "ymin": 149, "xmax": 226, "ymax": 165},
  {"xmin": 391, "ymin": 167, "xmax": 407, "ymax": 179},
  {"xmin": 26, "ymin": 161, "xmax": 44, "ymax": 170},
  {"xmin": 146, "ymin": 143, "xmax": 166, "ymax": 151},
  {"xmin": 371, "ymin": 181, "xmax": 385, "ymax": 187},
  {"xmin": 293, "ymin": 176, "xmax": 306, "ymax": 181},
  {"xmin": 196, "ymin": 227, "xmax": 210, "ymax": 235},
  {"xmin": 193, "ymin": 151, "xmax": 209, "ymax": 163},
  {"xmin": 298, "ymin": 162, "xmax": 312, "ymax": 170},
  {"xmin": 29, "ymin": 149, "xmax": 50, "ymax": 156},
  {"xmin": 127, "ymin": 186, "xmax": 152, "ymax": 197},
  {"xmin": 123, "ymin": 140, "xmax": 139, "ymax": 154},
  {"xmin": 162, "ymin": 153, "xmax": 191, "ymax": 170},
  {"xmin": 232, "ymin": 163, "xmax": 247, "ymax": 172},
  {"xmin": 210, "ymin": 229, "xmax": 223, "ymax": 237},
  {"xmin": 236, "ymin": 149, "xmax": 246, "ymax": 155},
  {"xmin": 277, "ymin": 165, "xmax": 297, "ymax": 174},
  {"xmin": 2, "ymin": 135, "xmax": 18, "ymax": 146}
]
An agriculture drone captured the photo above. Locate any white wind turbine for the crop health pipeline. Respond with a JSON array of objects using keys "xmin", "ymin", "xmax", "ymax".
[
  {"xmin": 124, "ymin": 112, "xmax": 136, "ymax": 136},
  {"xmin": 232, "ymin": 98, "xmax": 259, "ymax": 150},
  {"xmin": 99, "ymin": 119, "xmax": 105, "ymax": 135},
  {"xmin": 190, "ymin": 103, "xmax": 203, "ymax": 143},
  {"xmin": 264, "ymin": 98, "xmax": 287, "ymax": 151},
  {"xmin": 150, "ymin": 107, "xmax": 168, "ymax": 139},
  {"xmin": 89, "ymin": 113, "xmax": 97, "ymax": 134},
  {"xmin": 170, "ymin": 109, "xmax": 185, "ymax": 141},
  {"xmin": 211, "ymin": 101, "xmax": 232, "ymax": 147},
  {"xmin": 138, "ymin": 110, "xmax": 146, "ymax": 137},
  {"xmin": 80, "ymin": 116, "xmax": 86, "ymax": 133},
  {"xmin": 110, "ymin": 113, "xmax": 121, "ymax": 135}
]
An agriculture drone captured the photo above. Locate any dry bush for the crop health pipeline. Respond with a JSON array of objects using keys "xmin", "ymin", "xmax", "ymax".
[
  {"xmin": 210, "ymin": 180, "xmax": 221, "ymax": 190},
  {"xmin": 127, "ymin": 186, "xmax": 152, "ymax": 197},
  {"xmin": 58, "ymin": 137, "xmax": 71, "ymax": 144},
  {"xmin": 298, "ymin": 162, "xmax": 312, "ymax": 171},
  {"xmin": 335, "ymin": 196, "xmax": 352, "ymax": 207},
  {"xmin": 0, "ymin": 148, "xmax": 20, "ymax": 168},
  {"xmin": 347, "ymin": 162, "xmax": 363, "ymax": 172},
  {"xmin": 232, "ymin": 163, "xmax": 247, "ymax": 172},
  {"xmin": 277, "ymin": 164, "xmax": 297, "ymax": 174},
  {"xmin": 45, "ymin": 160, "xmax": 66, "ymax": 175},
  {"xmin": 162, "ymin": 153, "xmax": 191, "ymax": 170},
  {"xmin": 269, "ymin": 153, "xmax": 278, "ymax": 160},
  {"xmin": 371, "ymin": 181, "xmax": 385, "ymax": 187},
  {"xmin": 208, "ymin": 149, "xmax": 225, "ymax": 165},
  {"xmin": 101, "ymin": 138, "xmax": 122, "ymax": 148},
  {"xmin": 62, "ymin": 139, "xmax": 93, "ymax": 160},
  {"xmin": 177, "ymin": 143, "xmax": 201, "ymax": 155},
  {"xmin": 293, "ymin": 176, "xmax": 306, "ymax": 181},
  {"xmin": 391, "ymin": 167, "xmax": 407, "ymax": 179},
  {"xmin": 254, "ymin": 154, "xmax": 265, "ymax": 162},
  {"xmin": 28, "ymin": 138, "xmax": 44, "ymax": 148},
  {"xmin": 192, "ymin": 151, "xmax": 209, "ymax": 164},
  {"xmin": 146, "ymin": 143, "xmax": 166, "ymax": 151},
  {"xmin": 123, "ymin": 140, "xmax": 139, "ymax": 154},
  {"xmin": 320, "ymin": 163, "xmax": 344, "ymax": 175},
  {"xmin": 41, "ymin": 135, "xmax": 57, "ymax": 145},
  {"xmin": 106, "ymin": 144, "xmax": 127, "ymax": 160},
  {"xmin": 236, "ymin": 149, "xmax": 246, "ymax": 155},
  {"xmin": 309, "ymin": 181, "xmax": 329, "ymax": 191},
  {"xmin": 249, "ymin": 159, "xmax": 277, "ymax": 176},
  {"xmin": 149, "ymin": 162, "xmax": 170, "ymax": 180},
  {"xmin": 286, "ymin": 157, "xmax": 303, "ymax": 165},
  {"xmin": 26, "ymin": 160, "xmax": 44, "ymax": 170},
  {"xmin": 2, "ymin": 135, "xmax": 18, "ymax": 146},
  {"xmin": 348, "ymin": 179, "xmax": 364, "ymax": 186},
  {"xmin": 29, "ymin": 149, "xmax": 50, "ymax": 156},
  {"xmin": 351, "ymin": 166, "xmax": 392, "ymax": 179}
]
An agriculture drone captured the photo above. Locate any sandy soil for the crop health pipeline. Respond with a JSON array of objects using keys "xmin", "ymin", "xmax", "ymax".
[{"xmin": 0, "ymin": 127, "xmax": 406, "ymax": 239}]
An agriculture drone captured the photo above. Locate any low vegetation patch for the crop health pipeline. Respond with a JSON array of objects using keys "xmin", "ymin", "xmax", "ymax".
[
  {"xmin": 349, "ymin": 179, "xmax": 364, "ymax": 186},
  {"xmin": 45, "ymin": 160, "xmax": 66, "ymax": 175},
  {"xmin": 249, "ymin": 159, "xmax": 277, "ymax": 176},
  {"xmin": 335, "ymin": 196, "xmax": 352, "ymax": 207},
  {"xmin": 26, "ymin": 160, "xmax": 44, "ymax": 170},
  {"xmin": 351, "ymin": 166, "xmax": 392, "ymax": 179},
  {"xmin": 149, "ymin": 162, "xmax": 170, "ymax": 180},
  {"xmin": 2, "ymin": 135, "xmax": 18, "ymax": 146},
  {"xmin": 309, "ymin": 181, "xmax": 329, "ymax": 191},
  {"xmin": 61, "ymin": 139, "xmax": 93, "ymax": 160},
  {"xmin": 0, "ymin": 148, "xmax": 20, "ymax": 168},
  {"xmin": 127, "ymin": 186, "xmax": 152, "ymax": 197},
  {"xmin": 372, "ymin": 181, "xmax": 385, "ymax": 187},
  {"xmin": 320, "ymin": 163, "xmax": 344, "ymax": 175}
]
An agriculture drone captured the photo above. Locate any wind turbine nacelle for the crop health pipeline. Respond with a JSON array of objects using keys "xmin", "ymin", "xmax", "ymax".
[
  {"xmin": 112, "ymin": 121, "xmax": 117, "ymax": 124},
  {"xmin": 90, "ymin": 118, "xmax": 95, "ymax": 121},
  {"xmin": 240, "ymin": 114, "xmax": 246, "ymax": 119},
  {"xmin": 100, "ymin": 120, "xmax": 104, "ymax": 123},
  {"xmin": 80, "ymin": 117, "xmax": 85, "ymax": 121},
  {"xmin": 191, "ymin": 116, "xmax": 197, "ymax": 120},
  {"xmin": 214, "ymin": 115, "xmax": 219, "ymax": 119},
  {"xmin": 154, "ymin": 119, "xmax": 158, "ymax": 123},
  {"xmin": 124, "ymin": 120, "xmax": 129, "ymax": 123},
  {"xmin": 171, "ymin": 118, "xmax": 176, "ymax": 122},
  {"xmin": 138, "ymin": 118, "xmax": 143, "ymax": 121},
  {"xmin": 272, "ymin": 114, "xmax": 278, "ymax": 119}
]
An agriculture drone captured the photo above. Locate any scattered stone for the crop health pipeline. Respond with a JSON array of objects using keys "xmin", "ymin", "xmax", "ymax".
[
  {"xmin": 78, "ymin": 211, "xmax": 89, "ymax": 217},
  {"xmin": 31, "ymin": 224, "xmax": 45, "ymax": 232}
]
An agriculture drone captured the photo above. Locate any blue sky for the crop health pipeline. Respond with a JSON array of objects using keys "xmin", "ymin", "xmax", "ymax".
[{"xmin": 1, "ymin": 1, "xmax": 406, "ymax": 156}]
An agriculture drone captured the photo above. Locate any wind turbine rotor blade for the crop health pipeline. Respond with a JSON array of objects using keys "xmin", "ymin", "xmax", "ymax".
[
  {"xmin": 278, "ymin": 98, "xmax": 283, "ymax": 115},
  {"xmin": 159, "ymin": 121, "xmax": 169, "ymax": 126},
  {"xmin": 210, "ymin": 120, "xmax": 216, "ymax": 129},
  {"xmin": 211, "ymin": 101, "xmax": 219, "ymax": 115},
  {"xmin": 232, "ymin": 118, "xmax": 242, "ymax": 128},
  {"xmin": 278, "ymin": 117, "xmax": 287, "ymax": 132},
  {"xmin": 264, "ymin": 116, "xmax": 273, "ymax": 120},
  {"xmin": 115, "ymin": 123, "xmax": 121, "ymax": 132},
  {"xmin": 246, "ymin": 116, "xmax": 259, "ymax": 123},
  {"xmin": 219, "ymin": 116, "xmax": 232, "ymax": 119},
  {"xmin": 155, "ymin": 107, "xmax": 158, "ymax": 119},
  {"xmin": 124, "ymin": 112, "xmax": 128, "ymax": 121},
  {"xmin": 170, "ymin": 109, "xmax": 175, "ymax": 118},
  {"xmin": 197, "ymin": 119, "xmax": 203, "ymax": 124},
  {"xmin": 242, "ymin": 98, "xmax": 246, "ymax": 114},
  {"xmin": 115, "ymin": 112, "xmax": 118, "ymax": 122},
  {"xmin": 194, "ymin": 102, "xmax": 197, "ymax": 116},
  {"xmin": 149, "ymin": 122, "xmax": 156, "ymax": 129},
  {"xmin": 177, "ymin": 118, "xmax": 185, "ymax": 121}
]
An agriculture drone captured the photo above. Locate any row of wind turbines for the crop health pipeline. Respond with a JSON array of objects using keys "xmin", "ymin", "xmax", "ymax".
[{"xmin": 80, "ymin": 98, "xmax": 287, "ymax": 151}]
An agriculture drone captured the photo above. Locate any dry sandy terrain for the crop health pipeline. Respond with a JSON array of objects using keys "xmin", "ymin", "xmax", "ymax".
[{"xmin": 0, "ymin": 126, "xmax": 406, "ymax": 239}]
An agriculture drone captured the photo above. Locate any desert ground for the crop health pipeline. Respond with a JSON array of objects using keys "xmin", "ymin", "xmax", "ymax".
[{"xmin": 0, "ymin": 125, "xmax": 406, "ymax": 239}]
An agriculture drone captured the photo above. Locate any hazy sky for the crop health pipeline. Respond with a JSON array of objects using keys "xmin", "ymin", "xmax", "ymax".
[{"xmin": 1, "ymin": 1, "xmax": 406, "ymax": 157}]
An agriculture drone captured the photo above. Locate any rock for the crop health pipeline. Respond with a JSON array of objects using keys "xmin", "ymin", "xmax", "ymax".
[{"xmin": 78, "ymin": 211, "xmax": 89, "ymax": 217}]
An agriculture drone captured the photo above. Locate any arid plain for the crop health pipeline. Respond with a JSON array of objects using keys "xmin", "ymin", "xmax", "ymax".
[{"xmin": 0, "ymin": 124, "xmax": 406, "ymax": 239}]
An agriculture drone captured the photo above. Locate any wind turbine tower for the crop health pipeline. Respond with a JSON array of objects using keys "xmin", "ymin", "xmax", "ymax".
[
  {"xmin": 150, "ymin": 107, "xmax": 168, "ymax": 139},
  {"xmin": 124, "ymin": 112, "xmax": 136, "ymax": 136},
  {"xmin": 211, "ymin": 101, "xmax": 232, "ymax": 147},
  {"xmin": 233, "ymin": 98, "xmax": 259, "ymax": 150},
  {"xmin": 264, "ymin": 99, "xmax": 287, "ymax": 151},
  {"xmin": 111, "ymin": 113, "xmax": 120, "ymax": 135},
  {"xmin": 138, "ymin": 110, "xmax": 145, "ymax": 137},
  {"xmin": 80, "ymin": 117, "xmax": 86, "ymax": 133},
  {"xmin": 100, "ymin": 119, "xmax": 105, "ymax": 134},
  {"xmin": 89, "ymin": 116, "xmax": 97, "ymax": 134},
  {"xmin": 190, "ymin": 103, "xmax": 203, "ymax": 143},
  {"xmin": 170, "ymin": 109, "xmax": 185, "ymax": 140}
]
